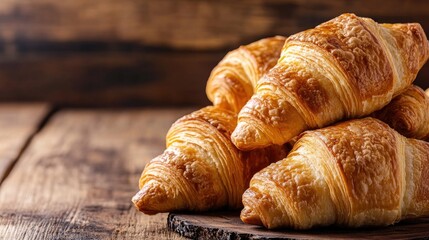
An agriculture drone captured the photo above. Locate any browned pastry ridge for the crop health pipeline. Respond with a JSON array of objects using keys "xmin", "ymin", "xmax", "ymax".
[
  {"xmin": 132, "ymin": 106, "xmax": 288, "ymax": 214},
  {"xmin": 284, "ymin": 85, "xmax": 429, "ymax": 152},
  {"xmin": 372, "ymin": 85, "xmax": 429, "ymax": 140},
  {"xmin": 231, "ymin": 13, "xmax": 429, "ymax": 150},
  {"xmin": 241, "ymin": 117, "xmax": 429, "ymax": 229},
  {"xmin": 206, "ymin": 36, "xmax": 286, "ymax": 113}
]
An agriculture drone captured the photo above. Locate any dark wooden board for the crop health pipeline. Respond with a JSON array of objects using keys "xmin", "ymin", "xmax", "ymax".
[
  {"xmin": 168, "ymin": 212, "xmax": 429, "ymax": 239},
  {"xmin": 0, "ymin": 108, "xmax": 195, "ymax": 239},
  {"xmin": 0, "ymin": 103, "xmax": 49, "ymax": 184},
  {"xmin": 0, "ymin": 52, "xmax": 216, "ymax": 107},
  {"xmin": 0, "ymin": 52, "xmax": 426, "ymax": 108}
]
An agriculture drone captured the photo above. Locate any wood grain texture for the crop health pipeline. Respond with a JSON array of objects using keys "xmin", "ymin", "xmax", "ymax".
[
  {"xmin": 0, "ymin": 52, "xmax": 216, "ymax": 107},
  {"xmin": 0, "ymin": 51, "xmax": 425, "ymax": 108},
  {"xmin": 0, "ymin": 0, "xmax": 428, "ymax": 50},
  {"xmin": 168, "ymin": 212, "xmax": 429, "ymax": 239},
  {"xmin": 0, "ymin": 0, "xmax": 428, "ymax": 106},
  {"xmin": 0, "ymin": 103, "xmax": 49, "ymax": 184},
  {"xmin": 0, "ymin": 108, "xmax": 194, "ymax": 239}
]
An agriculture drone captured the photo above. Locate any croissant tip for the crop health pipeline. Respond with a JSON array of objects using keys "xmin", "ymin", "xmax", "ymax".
[
  {"xmin": 232, "ymin": 122, "xmax": 271, "ymax": 151},
  {"xmin": 240, "ymin": 206, "xmax": 263, "ymax": 226},
  {"xmin": 131, "ymin": 183, "xmax": 169, "ymax": 215},
  {"xmin": 132, "ymin": 188, "xmax": 151, "ymax": 213}
]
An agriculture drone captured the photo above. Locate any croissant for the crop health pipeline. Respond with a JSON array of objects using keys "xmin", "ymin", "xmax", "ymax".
[
  {"xmin": 372, "ymin": 85, "xmax": 429, "ymax": 140},
  {"xmin": 132, "ymin": 106, "xmax": 288, "ymax": 214},
  {"xmin": 206, "ymin": 36, "xmax": 286, "ymax": 113},
  {"xmin": 426, "ymin": 88, "xmax": 429, "ymax": 96},
  {"xmin": 241, "ymin": 117, "xmax": 429, "ymax": 229},
  {"xmin": 231, "ymin": 13, "xmax": 429, "ymax": 150}
]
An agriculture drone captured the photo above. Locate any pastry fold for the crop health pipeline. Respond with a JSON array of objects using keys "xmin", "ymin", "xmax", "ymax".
[
  {"xmin": 232, "ymin": 13, "xmax": 429, "ymax": 150},
  {"xmin": 132, "ymin": 106, "xmax": 288, "ymax": 214},
  {"xmin": 206, "ymin": 36, "xmax": 286, "ymax": 113},
  {"xmin": 373, "ymin": 85, "xmax": 429, "ymax": 140},
  {"xmin": 241, "ymin": 117, "xmax": 429, "ymax": 229}
]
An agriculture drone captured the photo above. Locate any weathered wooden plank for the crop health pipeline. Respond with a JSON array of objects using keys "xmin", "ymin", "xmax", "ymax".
[
  {"xmin": 0, "ymin": 52, "xmax": 217, "ymax": 107},
  {"xmin": 0, "ymin": 103, "xmax": 49, "ymax": 184},
  {"xmin": 0, "ymin": 108, "xmax": 193, "ymax": 239},
  {"xmin": 0, "ymin": 0, "xmax": 429, "ymax": 107},
  {"xmin": 0, "ymin": 51, "xmax": 427, "ymax": 108},
  {"xmin": 0, "ymin": 0, "xmax": 428, "ymax": 50}
]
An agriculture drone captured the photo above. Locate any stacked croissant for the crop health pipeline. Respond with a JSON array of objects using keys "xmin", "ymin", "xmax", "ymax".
[{"xmin": 132, "ymin": 13, "xmax": 429, "ymax": 230}]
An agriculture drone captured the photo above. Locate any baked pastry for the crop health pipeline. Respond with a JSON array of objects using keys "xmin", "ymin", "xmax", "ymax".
[
  {"xmin": 241, "ymin": 117, "xmax": 429, "ymax": 229},
  {"xmin": 284, "ymin": 85, "xmax": 429, "ymax": 152},
  {"xmin": 231, "ymin": 13, "xmax": 429, "ymax": 150},
  {"xmin": 373, "ymin": 85, "xmax": 429, "ymax": 140},
  {"xmin": 132, "ymin": 106, "xmax": 288, "ymax": 214},
  {"xmin": 206, "ymin": 36, "xmax": 286, "ymax": 113}
]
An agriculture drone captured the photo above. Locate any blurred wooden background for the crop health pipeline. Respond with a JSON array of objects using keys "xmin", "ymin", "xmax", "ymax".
[{"xmin": 0, "ymin": 0, "xmax": 428, "ymax": 107}]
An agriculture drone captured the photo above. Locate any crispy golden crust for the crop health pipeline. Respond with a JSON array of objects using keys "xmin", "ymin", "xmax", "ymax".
[
  {"xmin": 232, "ymin": 13, "xmax": 429, "ymax": 150},
  {"xmin": 288, "ymin": 14, "xmax": 394, "ymax": 100},
  {"xmin": 315, "ymin": 118, "xmax": 401, "ymax": 226},
  {"xmin": 372, "ymin": 85, "xmax": 429, "ymax": 140},
  {"xmin": 381, "ymin": 23, "xmax": 429, "ymax": 84},
  {"xmin": 241, "ymin": 117, "xmax": 429, "ymax": 229},
  {"xmin": 403, "ymin": 139, "xmax": 429, "ymax": 217},
  {"xmin": 206, "ymin": 36, "xmax": 286, "ymax": 113},
  {"xmin": 132, "ymin": 106, "xmax": 288, "ymax": 214}
]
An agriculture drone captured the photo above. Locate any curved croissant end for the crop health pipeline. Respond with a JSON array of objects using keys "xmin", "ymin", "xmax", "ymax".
[
  {"xmin": 132, "ymin": 159, "xmax": 191, "ymax": 215},
  {"xmin": 206, "ymin": 36, "xmax": 286, "ymax": 113},
  {"xmin": 426, "ymin": 88, "xmax": 429, "ymax": 96},
  {"xmin": 132, "ymin": 106, "xmax": 288, "ymax": 214},
  {"xmin": 373, "ymin": 85, "xmax": 429, "ymax": 140},
  {"xmin": 241, "ymin": 117, "xmax": 429, "ymax": 229},
  {"xmin": 232, "ymin": 13, "xmax": 429, "ymax": 150},
  {"xmin": 231, "ymin": 91, "xmax": 307, "ymax": 150}
]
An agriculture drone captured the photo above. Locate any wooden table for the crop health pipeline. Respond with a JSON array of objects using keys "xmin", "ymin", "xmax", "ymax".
[
  {"xmin": 2, "ymin": 104, "xmax": 429, "ymax": 239},
  {"xmin": 0, "ymin": 103, "xmax": 191, "ymax": 239}
]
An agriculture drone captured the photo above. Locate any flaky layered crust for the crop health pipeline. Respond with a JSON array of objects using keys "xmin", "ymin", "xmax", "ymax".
[
  {"xmin": 206, "ymin": 36, "xmax": 286, "ymax": 113},
  {"xmin": 373, "ymin": 85, "xmax": 429, "ymax": 140},
  {"xmin": 241, "ymin": 118, "xmax": 429, "ymax": 229},
  {"xmin": 132, "ymin": 106, "xmax": 288, "ymax": 214},
  {"xmin": 232, "ymin": 13, "xmax": 429, "ymax": 150}
]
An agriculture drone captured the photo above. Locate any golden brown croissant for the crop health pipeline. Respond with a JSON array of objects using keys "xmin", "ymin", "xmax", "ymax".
[
  {"xmin": 426, "ymin": 88, "xmax": 429, "ymax": 96},
  {"xmin": 206, "ymin": 36, "xmax": 286, "ymax": 113},
  {"xmin": 232, "ymin": 13, "xmax": 429, "ymax": 150},
  {"xmin": 372, "ymin": 85, "xmax": 429, "ymax": 140},
  {"xmin": 241, "ymin": 117, "xmax": 429, "ymax": 229},
  {"xmin": 132, "ymin": 106, "xmax": 288, "ymax": 214}
]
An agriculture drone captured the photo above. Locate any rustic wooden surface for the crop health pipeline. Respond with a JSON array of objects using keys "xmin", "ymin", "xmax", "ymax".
[
  {"xmin": 0, "ymin": 0, "xmax": 428, "ymax": 49},
  {"xmin": 0, "ymin": 103, "xmax": 49, "ymax": 184},
  {"xmin": 0, "ymin": 52, "xmax": 216, "ymax": 107},
  {"xmin": 0, "ymin": 0, "xmax": 428, "ymax": 107},
  {"xmin": 1, "ymin": 106, "xmax": 429, "ymax": 239},
  {"xmin": 168, "ymin": 212, "xmax": 429, "ymax": 239},
  {"xmin": 0, "ymin": 108, "xmax": 194, "ymax": 239}
]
